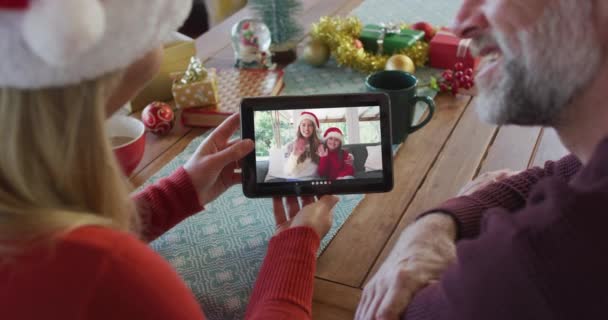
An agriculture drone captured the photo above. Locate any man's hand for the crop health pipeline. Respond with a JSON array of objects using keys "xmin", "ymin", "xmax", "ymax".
[
  {"xmin": 356, "ymin": 214, "xmax": 457, "ymax": 320},
  {"xmin": 458, "ymin": 169, "xmax": 518, "ymax": 196},
  {"xmin": 273, "ymin": 195, "xmax": 339, "ymax": 237},
  {"xmin": 183, "ymin": 114, "xmax": 254, "ymax": 206}
]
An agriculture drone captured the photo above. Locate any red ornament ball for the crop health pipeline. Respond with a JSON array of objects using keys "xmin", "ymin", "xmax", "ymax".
[
  {"xmin": 410, "ymin": 21, "xmax": 437, "ymax": 42},
  {"xmin": 142, "ymin": 102, "xmax": 175, "ymax": 136}
]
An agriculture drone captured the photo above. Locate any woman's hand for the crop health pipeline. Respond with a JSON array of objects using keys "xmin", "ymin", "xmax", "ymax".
[
  {"xmin": 293, "ymin": 138, "xmax": 307, "ymax": 157},
  {"xmin": 317, "ymin": 145, "xmax": 328, "ymax": 158},
  {"xmin": 272, "ymin": 196, "xmax": 339, "ymax": 237},
  {"xmin": 183, "ymin": 114, "xmax": 254, "ymax": 206}
]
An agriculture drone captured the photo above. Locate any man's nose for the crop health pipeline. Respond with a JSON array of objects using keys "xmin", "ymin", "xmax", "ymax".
[{"xmin": 452, "ymin": 0, "xmax": 489, "ymax": 38}]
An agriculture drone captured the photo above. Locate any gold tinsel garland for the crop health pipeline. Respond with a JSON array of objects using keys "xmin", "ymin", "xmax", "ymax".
[{"xmin": 310, "ymin": 16, "xmax": 429, "ymax": 73}]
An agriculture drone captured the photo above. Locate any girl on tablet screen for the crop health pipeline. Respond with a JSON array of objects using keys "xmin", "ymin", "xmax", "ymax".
[{"xmin": 318, "ymin": 127, "xmax": 355, "ymax": 180}]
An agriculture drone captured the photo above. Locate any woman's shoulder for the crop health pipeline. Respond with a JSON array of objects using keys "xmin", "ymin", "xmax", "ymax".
[
  {"xmin": 59, "ymin": 226, "xmax": 171, "ymax": 269},
  {"xmin": 64, "ymin": 227, "xmax": 204, "ymax": 318},
  {"xmin": 26, "ymin": 225, "xmax": 166, "ymax": 275},
  {"xmin": 60, "ymin": 226, "xmax": 195, "ymax": 299},
  {"xmin": 2, "ymin": 227, "xmax": 160, "ymax": 304},
  {"xmin": 60, "ymin": 225, "xmax": 143, "ymax": 254},
  {"xmin": 5, "ymin": 226, "xmax": 142, "ymax": 272},
  {"xmin": 10, "ymin": 228, "xmax": 204, "ymax": 318}
]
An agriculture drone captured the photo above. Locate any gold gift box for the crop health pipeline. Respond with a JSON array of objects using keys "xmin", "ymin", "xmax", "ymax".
[
  {"xmin": 171, "ymin": 68, "xmax": 219, "ymax": 109},
  {"xmin": 131, "ymin": 39, "xmax": 197, "ymax": 112}
]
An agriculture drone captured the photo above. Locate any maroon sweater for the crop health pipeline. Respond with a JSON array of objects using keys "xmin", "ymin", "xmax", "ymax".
[{"xmin": 405, "ymin": 141, "xmax": 608, "ymax": 319}]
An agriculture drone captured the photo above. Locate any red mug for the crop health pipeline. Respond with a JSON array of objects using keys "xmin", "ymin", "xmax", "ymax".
[{"xmin": 106, "ymin": 115, "xmax": 146, "ymax": 176}]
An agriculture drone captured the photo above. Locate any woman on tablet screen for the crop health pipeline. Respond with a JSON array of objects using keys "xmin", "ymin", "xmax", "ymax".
[{"xmin": 284, "ymin": 112, "xmax": 325, "ymax": 180}]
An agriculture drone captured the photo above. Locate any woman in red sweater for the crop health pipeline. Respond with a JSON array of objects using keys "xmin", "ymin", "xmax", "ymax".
[
  {"xmin": 0, "ymin": 1, "xmax": 338, "ymax": 319},
  {"xmin": 318, "ymin": 127, "xmax": 355, "ymax": 180}
]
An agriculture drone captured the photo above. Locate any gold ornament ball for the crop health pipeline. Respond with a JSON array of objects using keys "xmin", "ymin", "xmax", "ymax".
[
  {"xmin": 303, "ymin": 40, "xmax": 330, "ymax": 67},
  {"xmin": 385, "ymin": 54, "xmax": 416, "ymax": 73}
]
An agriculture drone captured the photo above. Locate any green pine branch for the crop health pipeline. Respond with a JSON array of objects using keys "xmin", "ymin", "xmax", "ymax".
[{"xmin": 249, "ymin": 0, "xmax": 303, "ymax": 45}]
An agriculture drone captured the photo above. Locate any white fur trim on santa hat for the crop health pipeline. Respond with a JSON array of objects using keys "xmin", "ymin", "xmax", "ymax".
[
  {"xmin": 324, "ymin": 127, "xmax": 344, "ymax": 142},
  {"xmin": 324, "ymin": 131, "xmax": 343, "ymax": 142},
  {"xmin": 23, "ymin": 0, "xmax": 106, "ymax": 67},
  {"xmin": 298, "ymin": 112, "xmax": 319, "ymax": 129},
  {"xmin": 0, "ymin": 0, "xmax": 192, "ymax": 89}
]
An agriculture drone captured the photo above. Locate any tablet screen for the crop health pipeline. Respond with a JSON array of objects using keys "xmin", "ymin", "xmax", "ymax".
[{"xmin": 254, "ymin": 106, "xmax": 383, "ymax": 184}]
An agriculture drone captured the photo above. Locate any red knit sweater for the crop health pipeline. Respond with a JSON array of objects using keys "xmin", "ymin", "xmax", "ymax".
[
  {"xmin": 317, "ymin": 149, "xmax": 354, "ymax": 180},
  {"xmin": 1, "ymin": 168, "xmax": 319, "ymax": 319}
]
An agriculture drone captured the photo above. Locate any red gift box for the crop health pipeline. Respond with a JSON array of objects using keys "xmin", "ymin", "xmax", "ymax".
[{"xmin": 429, "ymin": 29, "xmax": 478, "ymax": 70}]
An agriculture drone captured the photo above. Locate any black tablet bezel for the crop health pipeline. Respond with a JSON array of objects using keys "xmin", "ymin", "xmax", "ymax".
[{"xmin": 240, "ymin": 93, "xmax": 393, "ymax": 198}]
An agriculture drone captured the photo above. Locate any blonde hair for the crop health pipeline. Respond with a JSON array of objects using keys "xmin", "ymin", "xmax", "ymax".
[{"xmin": 0, "ymin": 72, "xmax": 139, "ymax": 254}]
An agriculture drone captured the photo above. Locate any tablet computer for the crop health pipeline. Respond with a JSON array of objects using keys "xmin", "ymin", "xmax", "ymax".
[{"xmin": 240, "ymin": 93, "xmax": 393, "ymax": 197}]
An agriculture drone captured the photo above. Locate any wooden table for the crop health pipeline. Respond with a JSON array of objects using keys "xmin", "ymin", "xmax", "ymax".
[{"xmin": 130, "ymin": 1, "xmax": 569, "ymax": 318}]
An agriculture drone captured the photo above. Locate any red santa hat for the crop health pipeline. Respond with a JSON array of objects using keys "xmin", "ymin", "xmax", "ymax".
[
  {"xmin": 324, "ymin": 127, "xmax": 344, "ymax": 142},
  {"xmin": 298, "ymin": 111, "xmax": 320, "ymax": 129},
  {"xmin": 0, "ymin": 0, "xmax": 192, "ymax": 89}
]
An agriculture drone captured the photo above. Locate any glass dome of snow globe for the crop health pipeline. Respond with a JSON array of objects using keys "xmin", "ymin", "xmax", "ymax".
[{"xmin": 231, "ymin": 18, "xmax": 272, "ymax": 69}]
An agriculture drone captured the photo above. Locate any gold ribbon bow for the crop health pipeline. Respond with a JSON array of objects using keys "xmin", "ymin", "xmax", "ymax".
[{"xmin": 179, "ymin": 57, "xmax": 208, "ymax": 85}]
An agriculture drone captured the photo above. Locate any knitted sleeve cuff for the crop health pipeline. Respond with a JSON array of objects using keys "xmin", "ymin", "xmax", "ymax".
[
  {"xmin": 417, "ymin": 177, "xmax": 530, "ymax": 240},
  {"xmin": 246, "ymin": 227, "xmax": 320, "ymax": 318},
  {"xmin": 144, "ymin": 166, "xmax": 203, "ymax": 214},
  {"xmin": 418, "ymin": 196, "xmax": 483, "ymax": 240},
  {"xmin": 133, "ymin": 166, "xmax": 203, "ymax": 241}
]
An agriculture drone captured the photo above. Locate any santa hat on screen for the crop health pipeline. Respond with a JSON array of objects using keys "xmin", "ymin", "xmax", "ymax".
[
  {"xmin": 298, "ymin": 111, "xmax": 320, "ymax": 129},
  {"xmin": 0, "ymin": 0, "xmax": 192, "ymax": 89},
  {"xmin": 324, "ymin": 127, "xmax": 344, "ymax": 142}
]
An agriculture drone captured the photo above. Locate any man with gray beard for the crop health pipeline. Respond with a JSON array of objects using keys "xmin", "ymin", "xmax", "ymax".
[{"xmin": 356, "ymin": 0, "xmax": 608, "ymax": 319}]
